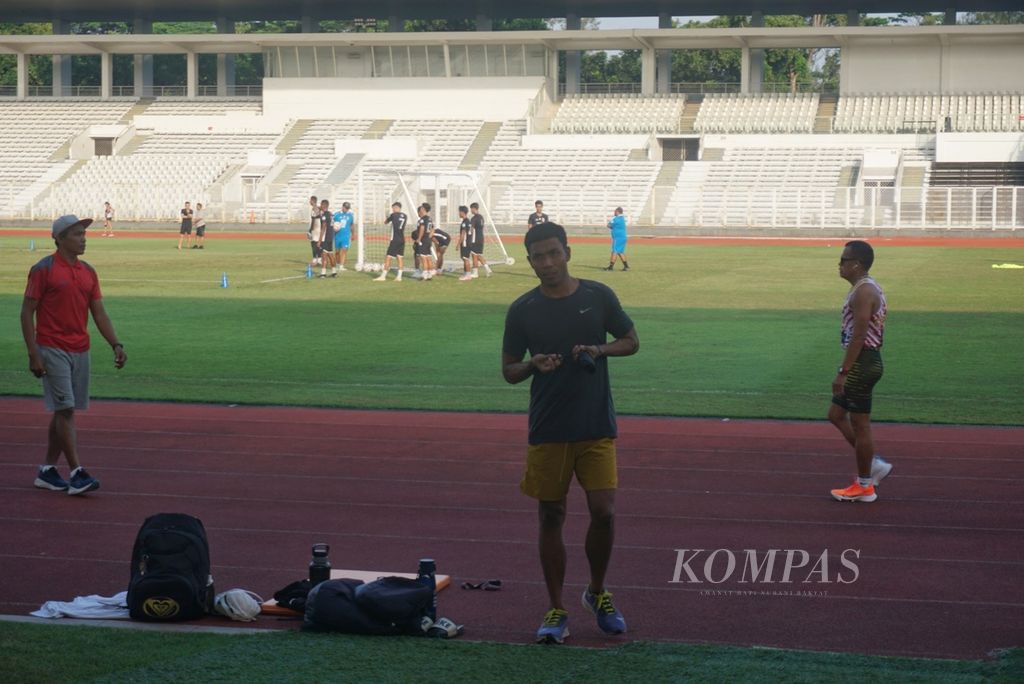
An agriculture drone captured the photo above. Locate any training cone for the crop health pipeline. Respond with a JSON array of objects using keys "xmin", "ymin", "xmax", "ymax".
[
  {"xmin": 306, "ymin": 264, "xmax": 313, "ymax": 279},
  {"xmin": 221, "ymin": 272, "xmax": 229, "ymax": 288},
  {"xmin": 28, "ymin": 239, "xmax": 35, "ymax": 251}
]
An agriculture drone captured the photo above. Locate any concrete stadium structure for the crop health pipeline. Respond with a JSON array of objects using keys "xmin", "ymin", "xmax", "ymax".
[{"xmin": 1, "ymin": 2, "xmax": 1022, "ymax": 232}]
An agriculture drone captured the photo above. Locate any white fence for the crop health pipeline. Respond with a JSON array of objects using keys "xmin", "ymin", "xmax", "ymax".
[
  {"xmin": 689, "ymin": 185, "xmax": 1023, "ymax": 230},
  {"xmin": 4, "ymin": 182, "xmax": 1022, "ymax": 230}
]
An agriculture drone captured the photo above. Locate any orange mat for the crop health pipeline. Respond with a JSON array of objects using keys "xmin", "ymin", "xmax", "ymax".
[{"xmin": 260, "ymin": 569, "xmax": 451, "ymax": 616}]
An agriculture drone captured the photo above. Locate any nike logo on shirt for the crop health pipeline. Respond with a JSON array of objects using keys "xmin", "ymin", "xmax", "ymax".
[{"xmin": 579, "ymin": 307, "xmax": 592, "ymax": 314}]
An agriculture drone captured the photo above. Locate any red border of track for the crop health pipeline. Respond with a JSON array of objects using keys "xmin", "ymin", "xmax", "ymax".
[
  {"xmin": 3, "ymin": 227, "xmax": 1023, "ymax": 248},
  {"xmin": 1, "ymin": 397, "xmax": 1021, "ymax": 658}
]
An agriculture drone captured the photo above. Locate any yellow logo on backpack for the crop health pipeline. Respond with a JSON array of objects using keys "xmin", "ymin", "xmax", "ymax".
[{"xmin": 143, "ymin": 597, "xmax": 181, "ymax": 619}]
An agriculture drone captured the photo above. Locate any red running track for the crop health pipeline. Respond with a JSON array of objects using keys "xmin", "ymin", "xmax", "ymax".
[{"xmin": 0, "ymin": 397, "xmax": 1021, "ymax": 659}]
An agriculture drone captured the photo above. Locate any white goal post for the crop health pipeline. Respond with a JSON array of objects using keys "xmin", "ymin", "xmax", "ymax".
[{"xmin": 354, "ymin": 168, "xmax": 514, "ymax": 273}]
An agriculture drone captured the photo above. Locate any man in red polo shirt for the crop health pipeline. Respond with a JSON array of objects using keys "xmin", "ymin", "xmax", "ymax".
[{"xmin": 20, "ymin": 215, "xmax": 127, "ymax": 495}]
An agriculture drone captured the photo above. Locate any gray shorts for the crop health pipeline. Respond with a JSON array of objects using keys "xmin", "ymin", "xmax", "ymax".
[{"xmin": 39, "ymin": 346, "xmax": 90, "ymax": 412}]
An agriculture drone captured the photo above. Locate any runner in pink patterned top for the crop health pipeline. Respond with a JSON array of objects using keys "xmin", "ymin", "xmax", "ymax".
[
  {"xmin": 829, "ymin": 240, "xmax": 893, "ymax": 503},
  {"xmin": 840, "ymin": 277, "xmax": 886, "ymax": 350}
]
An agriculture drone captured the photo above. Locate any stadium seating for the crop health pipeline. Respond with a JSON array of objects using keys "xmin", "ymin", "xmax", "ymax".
[
  {"xmin": 478, "ymin": 128, "xmax": 661, "ymax": 225},
  {"xmin": 693, "ymin": 93, "xmax": 819, "ymax": 134},
  {"xmin": 834, "ymin": 93, "xmax": 1024, "ymax": 133},
  {"xmin": 42, "ymin": 155, "xmax": 232, "ymax": 221},
  {"xmin": 0, "ymin": 99, "xmax": 135, "ymax": 216},
  {"xmin": 140, "ymin": 99, "xmax": 263, "ymax": 116},
  {"xmin": 662, "ymin": 141, "xmax": 934, "ymax": 227},
  {"xmin": 1, "ymin": 89, "xmax": 1020, "ymax": 228},
  {"xmin": 551, "ymin": 93, "xmax": 686, "ymax": 134}
]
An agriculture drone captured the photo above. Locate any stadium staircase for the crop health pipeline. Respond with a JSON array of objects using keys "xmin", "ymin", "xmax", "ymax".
[
  {"xmin": 275, "ymin": 119, "xmax": 312, "ymax": 155},
  {"xmin": 837, "ymin": 164, "xmax": 859, "ymax": 189},
  {"xmin": 814, "ymin": 95, "xmax": 836, "ymax": 133},
  {"xmin": 363, "ymin": 119, "xmax": 394, "ymax": 139},
  {"xmin": 679, "ymin": 99, "xmax": 701, "ymax": 133},
  {"xmin": 324, "ymin": 153, "xmax": 366, "ymax": 185},
  {"xmin": 659, "ymin": 162, "xmax": 709, "ymax": 227},
  {"xmin": 119, "ymin": 98, "xmax": 154, "ymax": 124},
  {"xmin": 640, "ymin": 160, "xmax": 683, "ymax": 224},
  {"xmin": 3, "ymin": 160, "xmax": 80, "ymax": 217},
  {"xmin": 115, "ymin": 135, "xmax": 146, "ymax": 155},
  {"xmin": 459, "ymin": 121, "xmax": 502, "ymax": 170},
  {"xmin": 897, "ymin": 164, "xmax": 928, "ymax": 224}
]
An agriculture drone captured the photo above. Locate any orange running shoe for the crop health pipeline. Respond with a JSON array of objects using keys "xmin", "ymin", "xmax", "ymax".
[{"xmin": 830, "ymin": 481, "xmax": 877, "ymax": 502}]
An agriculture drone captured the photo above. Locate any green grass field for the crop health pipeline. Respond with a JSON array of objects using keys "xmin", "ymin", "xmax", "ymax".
[
  {"xmin": 2, "ymin": 233, "xmax": 1022, "ymax": 424},
  {"xmin": 2, "ymin": 231, "xmax": 1022, "ymax": 681},
  {"xmin": 1, "ymin": 621, "xmax": 1021, "ymax": 684}
]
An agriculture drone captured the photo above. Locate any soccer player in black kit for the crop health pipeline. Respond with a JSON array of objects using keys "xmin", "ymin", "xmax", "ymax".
[{"xmin": 375, "ymin": 202, "xmax": 408, "ymax": 282}]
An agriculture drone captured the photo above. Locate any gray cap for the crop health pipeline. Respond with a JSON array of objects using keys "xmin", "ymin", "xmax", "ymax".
[{"xmin": 51, "ymin": 214, "xmax": 93, "ymax": 238}]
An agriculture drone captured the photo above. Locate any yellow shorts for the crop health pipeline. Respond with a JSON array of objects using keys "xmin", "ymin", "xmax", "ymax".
[{"xmin": 520, "ymin": 438, "xmax": 618, "ymax": 501}]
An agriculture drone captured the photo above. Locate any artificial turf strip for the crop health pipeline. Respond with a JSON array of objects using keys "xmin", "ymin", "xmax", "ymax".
[
  {"xmin": 0, "ymin": 622, "xmax": 1020, "ymax": 684},
  {"xmin": 1, "ymin": 236, "xmax": 1021, "ymax": 425}
]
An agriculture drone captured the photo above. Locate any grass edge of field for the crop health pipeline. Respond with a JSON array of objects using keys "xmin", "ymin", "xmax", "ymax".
[
  {"xmin": 2, "ymin": 391, "xmax": 1021, "ymax": 429},
  {"xmin": 0, "ymin": 620, "xmax": 1020, "ymax": 683}
]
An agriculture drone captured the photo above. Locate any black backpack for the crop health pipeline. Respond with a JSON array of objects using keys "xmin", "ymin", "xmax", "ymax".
[
  {"xmin": 303, "ymin": 577, "xmax": 432, "ymax": 635},
  {"xmin": 127, "ymin": 513, "xmax": 213, "ymax": 621}
]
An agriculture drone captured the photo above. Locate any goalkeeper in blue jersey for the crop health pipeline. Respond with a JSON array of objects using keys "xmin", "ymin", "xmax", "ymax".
[
  {"xmin": 604, "ymin": 207, "xmax": 629, "ymax": 272},
  {"xmin": 332, "ymin": 202, "xmax": 354, "ymax": 272}
]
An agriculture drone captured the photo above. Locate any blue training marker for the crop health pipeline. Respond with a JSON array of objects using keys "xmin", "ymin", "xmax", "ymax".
[
  {"xmin": 221, "ymin": 272, "xmax": 229, "ymax": 288},
  {"xmin": 28, "ymin": 239, "xmax": 35, "ymax": 251}
]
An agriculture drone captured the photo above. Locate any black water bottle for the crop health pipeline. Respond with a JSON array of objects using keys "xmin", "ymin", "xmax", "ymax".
[
  {"xmin": 417, "ymin": 558, "xmax": 437, "ymax": 621},
  {"xmin": 309, "ymin": 543, "xmax": 331, "ymax": 586}
]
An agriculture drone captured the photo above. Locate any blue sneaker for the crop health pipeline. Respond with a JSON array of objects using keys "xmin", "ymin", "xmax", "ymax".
[
  {"xmin": 68, "ymin": 468, "xmax": 100, "ymax": 496},
  {"xmin": 535, "ymin": 608, "xmax": 570, "ymax": 644},
  {"xmin": 582, "ymin": 588, "xmax": 627, "ymax": 635},
  {"xmin": 34, "ymin": 466, "xmax": 68, "ymax": 491}
]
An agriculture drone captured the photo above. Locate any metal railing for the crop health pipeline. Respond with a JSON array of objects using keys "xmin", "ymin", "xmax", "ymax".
[
  {"xmin": 683, "ymin": 185, "xmax": 1023, "ymax": 230},
  {"xmin": 560, "ymin": 82, "xmax": 836, "ymax": 96},
  {"xmin": 4, "ymin": 182, "xmax": 1021, "ymax": 231}
]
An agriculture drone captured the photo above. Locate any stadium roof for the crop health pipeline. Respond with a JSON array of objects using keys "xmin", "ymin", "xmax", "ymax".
[
  {"xmin": 0, "ymin": 1, "xmax": 1021, "ymax": 23},
  {"xmin": 2, "ymin": 24, "xmax": 1021, "ymax": 56}
]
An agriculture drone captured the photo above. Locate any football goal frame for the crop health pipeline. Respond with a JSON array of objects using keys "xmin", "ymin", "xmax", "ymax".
[{"xmin": 353, "ymin": 168, "xmax": 514, "ymax": 273}]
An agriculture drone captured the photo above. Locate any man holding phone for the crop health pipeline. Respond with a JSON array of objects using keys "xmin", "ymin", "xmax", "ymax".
[{"xmin": 502, "ymin": 221, "xmax": 639, "ymax": 644}]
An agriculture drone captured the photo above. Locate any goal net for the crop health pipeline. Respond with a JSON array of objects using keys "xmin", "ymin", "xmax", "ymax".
[{"xmin": 353, "ymin": 168, "xmax": 513, "ymax": 273}]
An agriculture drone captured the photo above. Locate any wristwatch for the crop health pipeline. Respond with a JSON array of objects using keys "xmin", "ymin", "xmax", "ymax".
[{"xmin": 837, "ymin": 366, "xmax": 848, "ymax": 376}]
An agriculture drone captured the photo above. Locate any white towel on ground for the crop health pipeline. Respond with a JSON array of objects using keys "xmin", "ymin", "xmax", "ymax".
[{"xmin": 30, "ymin": 591, "xmax": 130, "ymax": 619}]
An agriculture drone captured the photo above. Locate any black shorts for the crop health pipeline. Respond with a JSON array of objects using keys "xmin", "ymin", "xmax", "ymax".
[
  {"xmin": 832, "ymin": 347, "xmax": 884, "ymax": 414},
  {"xmin": 471, "ymin": 241, "xmax": 484, "ymax": 255},
  {"xmin": 195, "ymin": 224, "xmax": 206, "ymax": 237},
  {"xmin": 434, "ymin": 235, "xmax": 451, "ymax": 248},
  {"xmin": 180, "ymin": 221, "xmax": 192, "ymax": 235},
  {"xmin": 415, "ymin": 242, "xmax": 432, "ymax": 256},
  {"xmin": 386, "ymin": 239, "xmax": 405, "ymax": 258},
  {"xmin": 460, "ymin": 244, "xmax": 473, "ymax": 260}
]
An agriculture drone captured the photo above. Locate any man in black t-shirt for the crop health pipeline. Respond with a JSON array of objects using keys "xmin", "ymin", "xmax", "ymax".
[
  {"xmin": 317, "ymin": 199, "xmax": 337, "ymax": 278},
  {"xmin": 375, "ymin": 202, "xmax": 407, "ymax": 282},
  {"xmin": 432, "ymin": 225, "xmax": 451, "ymax": 274},
  {"xmin": 413, "ymin": 203, "xmax": 435, "ymax": 280},
  {"xmin": 177, "ymin": 201, "xmax": 193, "ymax": 251},
  {"xmin": 457, "ymin": 205, "xmax": 473, "ymax": 281},
  {"xmin": 502, "ymin": 221, "xmax": 639, "ymax": 644},
  {"xmin": 526, "ymin": 200, "xmax": 549, "ymax": 232},
  {"xmin": 469, "ymin": 202, "xmax": 492, "ymax": 278}
]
